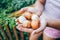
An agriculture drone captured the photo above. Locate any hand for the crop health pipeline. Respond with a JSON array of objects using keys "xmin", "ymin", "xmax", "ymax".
[
  {"xmin": 31, "ymin": 30, "xmax": 40, "ymax": 35},
  {"xmin": 31, "ymin": 15, "xmax": 47, "ymax": 35},
  {"xmin": 16, "ymin": 19, "xmax": 34, "ymax": 33},
  {"xmin": 29, "ymin": 31, "xmax": 43, "ymax": 40},
  {"xmin": 15, "ymin": 1, "xmax": 44, "ymax": 33},
  {"xmin": 18, "ymin": 4, "xmax": 42, "ymax": 17}
]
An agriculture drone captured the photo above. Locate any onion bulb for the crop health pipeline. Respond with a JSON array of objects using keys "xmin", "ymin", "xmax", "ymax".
[
  {"xmin": 22, "ymin": 20, "xmax": 31, "ymax": 28},
  {"xmin": 31, "ymin": 14, "xmax": 39, "ymax": 21},
  {"xmin": 22, "ymin": 12, "xmax": 32, "ymax": 19},
  {"xmin": 31, "ymin": 20, "xmax": 40, "ymax": 30},
  {"xmin": 18, "ymin": 16, "xmax": 26, "ymax": 23}
]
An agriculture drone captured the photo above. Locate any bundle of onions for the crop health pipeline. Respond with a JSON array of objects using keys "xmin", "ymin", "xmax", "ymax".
[{"xmin": 18, "ymin": 12, "xmax": 40, "ymax": 30}]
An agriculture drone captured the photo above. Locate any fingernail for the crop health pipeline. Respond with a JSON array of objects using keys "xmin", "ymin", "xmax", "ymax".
[
  {"xmin": 15, "ymin": 19, "xmax": 17, "ymax": 21},
  {"xmin": 16, "ymin": 23, "xmax": 18, "ymax": 25},
  {"xmin": 16, "ymin": 26, "xmax": 18, "ymax": 28},
  {"xmin": 19, "ymin": 27, "xmax": 22, "ymax": 30}
]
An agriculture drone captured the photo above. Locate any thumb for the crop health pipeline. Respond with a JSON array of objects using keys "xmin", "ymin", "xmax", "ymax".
[
  {"xmin": 27, "ymin": 7, "xmax": 35, "ymax": 13},
  {"xmin": 15, "ymin": 7, "xmax": 28, "ymax": 16},
  {"xmin": 15, "ymin": 18, "xmax": 20, "ymax": 25},
  {"xmin": 31, "ymin": 30, "xmax": 36, "ymax": 35},
  {"xmin": 16, "ymin": 24, "xmax": 23, "ymax": 30},
  {"xmin": 20, "ymin": 7, "xmax": 28, "ymax": 12}
]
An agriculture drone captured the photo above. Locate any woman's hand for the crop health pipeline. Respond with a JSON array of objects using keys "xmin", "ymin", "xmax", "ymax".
[
  {"xmin": 16, "ymin": 0, "xmax": 44, "ymax": 33},
  {"xmin": 29, "ymin": 31, "xmax": 43, "ymax": 40},
  {"xmin": 31, "ymin": 15, "xmax": 47, "ymax": 35},
  {"xmin": 19, "ymin": 6, "xmax": 41, "ymax": 17},
  {"xmin": 15, "ymin": 5, "xmax": 43, "ymax": 33},
  {"xmin": 17, "ymin": 0, "xmax": 44, "ymax": 17},
  {"xmin": 16, "ymin": 19, "xmax": 34, "ymax": 33}
]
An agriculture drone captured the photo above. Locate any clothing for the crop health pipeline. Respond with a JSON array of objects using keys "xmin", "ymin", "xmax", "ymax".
[
  {"xmin": 44, "ymin": 27, "xmax": 60, "ymax": 38},
  {"xmin": 44, "ymin": 0, "xmax": 60, "ymax": 19},
  {"xmin": 43, "ymin": 0, "xmax": 60, "ymax": 38}
]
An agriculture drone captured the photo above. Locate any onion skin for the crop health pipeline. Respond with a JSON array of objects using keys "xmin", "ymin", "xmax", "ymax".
[
  {"xmin": 22, "ymin": 20, "xmax": 31, "ymax": 28},
  {"xmin": 18, "ymin": 16, "xmax": 26, "ymax": 23},
  {"xmin": 22, "ymin": 12, "xmax": 32, "ymax": 19},
  {"xmin": 31, "ymin": 20, "xmax": 40, "ymax": 30},
  {"xmin": 27, "ymin": 21, "xmax": 31, "ymax": 28},
  {"xmin": 31, "ymin": 14, "xmax": 39, "ymax": 21}
]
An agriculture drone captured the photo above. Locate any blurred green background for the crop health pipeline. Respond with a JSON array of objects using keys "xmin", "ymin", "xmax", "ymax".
[{"xmin": 0, "ymin": 0, "xmax": 43, "ymax": 40}]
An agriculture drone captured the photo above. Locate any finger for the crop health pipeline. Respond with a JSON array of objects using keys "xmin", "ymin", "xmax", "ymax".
[
  {"xmin": 20, "ymin": 7, "xmax": 28, "ymax": 12},
  {"xmin": 16, "ymin": 21, "xmax": 21, "ymax": 25},
  {"xmin": 27, "ymin": 7, "xmax": 35, "ymax": 13},
  {"xmin": 16, "ymin": 22, "xmax": 19, "ymax": 25},
  {"xmin": 15, "ymin": 7, "xmax": 28, "ymax": 15},
  {"xmin": 16, "ymin": 24, "xmax": 23, "ymax": 29},
  {"xmin": 30, "ymin": 31, "xmax": 43, "ymax": 40},
  {"xmin": 32, "ymin": 31, "xmax": 42, "ymax": 36},
  {"xmin": 31, "ymin": 32, "xmax": 35, "ymax": 35},
  {"xmin": 15, "ymin": 18, "xmax": 20, "ymax": 24},
  {"xmin": 22, "ymin": 28, "xmax": 34, "ymax": 33},
  {"xmin": 34, "ymin": 31, "xmax": 43, "ymax": 37},
  {"xmin": 18, "ymin": 27, "xmax": 34, "ymax": 33},
  {"xmin": 37, "ymin": 31, "xmax": 43, "ymax": 35},
  {"xmin": 15, "ymin": 18, "xmax": 19, "ymax": 22},
  {"xmin": 15, "ymin": 18, "xmax": 20, "ymax": 23},
  {"xmin": 31, "ymin": 30, "xmax": 39, "ymax": 35},
  {"xmin": 39, "ymin": 17, "xmax": 47, "ymax": 31},
  {"xmin": 36, "ymin": 12, "xmax": 41, "ymax": 17},
  {"xmin": 31, "ymin": 31, "xmax": 36, "ymax": 35}
]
